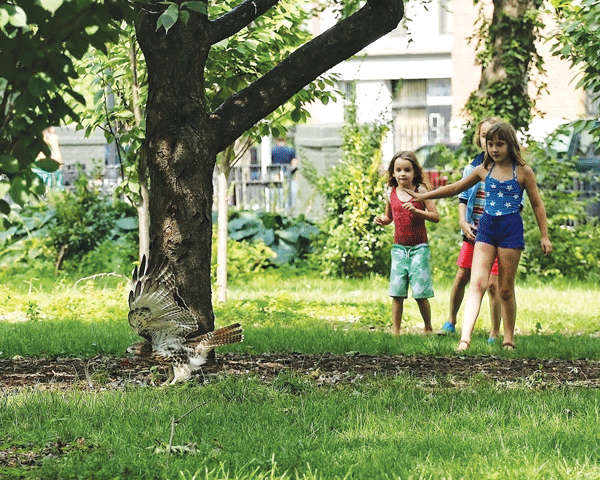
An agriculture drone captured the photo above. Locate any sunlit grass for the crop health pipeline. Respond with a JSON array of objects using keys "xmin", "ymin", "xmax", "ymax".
[
  {"xmin": 2, "ymin": 273, "xmax": 600, "ymax": 479},
  {"xmin": 1, "ymin": 272, "xmax": 599, "ymax": 359}
]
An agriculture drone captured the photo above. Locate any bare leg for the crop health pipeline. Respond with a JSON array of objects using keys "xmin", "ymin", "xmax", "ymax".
[
  {"xmin": 416, "ymin": 298, "xmax": 433, "ymax": 333},
  {"xmin": 457, "ymin": 242, "xmax": 497, "ymax": 351},
  {"xmin": 496, "ymin": 247, "xmax": 522, "ymax": 348},
  {"xmin": 447, "ymin": 267, "xmax": 471, "ymax": 326},
  {"xmin": 392, "ymin": 297, "xmax": 404, "ymax": 335},
  {"xmin": 487, "ymin": 273, "xmax": 502, "ymax": 340}
]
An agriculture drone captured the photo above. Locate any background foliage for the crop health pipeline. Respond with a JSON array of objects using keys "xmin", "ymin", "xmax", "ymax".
[
  {"xmin": 304, "ymin": 104, "xmax": 393, "ymax": 278},
  {"xmin": 0, "ymin": 0, "xmax": 127, "ymax": 214}
]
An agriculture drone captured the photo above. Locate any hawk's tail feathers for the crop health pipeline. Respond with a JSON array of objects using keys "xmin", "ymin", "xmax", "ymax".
[{"xmin": 190, "ymin": 323, "xmax": 244, "ymax": 349}]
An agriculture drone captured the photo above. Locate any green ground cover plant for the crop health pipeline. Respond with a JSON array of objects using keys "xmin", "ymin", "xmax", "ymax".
[{"xmin": 1, "ymin": 273, "xmax": 600, "ymax": 479}]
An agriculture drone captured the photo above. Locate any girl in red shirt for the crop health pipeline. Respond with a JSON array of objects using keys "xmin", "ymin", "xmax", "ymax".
[{"xmin": 374, "ymin": 151, "xmax": 440, "ymax": 335}]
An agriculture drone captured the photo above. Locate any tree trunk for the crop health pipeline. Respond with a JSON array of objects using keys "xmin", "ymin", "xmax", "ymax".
[
  {"xmin": 136, "ymin": 11, "xmax": 216, "ymax": 335},
  {"xmin": 134, "ymin": 0, "xmax": 404, "ymax": 335}
]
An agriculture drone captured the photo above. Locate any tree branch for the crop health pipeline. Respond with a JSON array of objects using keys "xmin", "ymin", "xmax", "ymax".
[
  {"xmin": 210, "ymin": 0, "xmax": 403, "ymax": 152},
  {"xmin": 209, "ymin": 0, "xmax": 281, "ymax": 45}
]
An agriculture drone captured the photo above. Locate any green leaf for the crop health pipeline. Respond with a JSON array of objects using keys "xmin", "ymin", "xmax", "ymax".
[
  {"xmin": 182, "ymin": 1, "xmax": 207, "ymax": 15},
  {"xmin": 34, "ymin": 158, "xmax": 60, "ymax": 173},
  {"xmin": 0, "ymin": 155, "xmax": 20, "ymax": 174},
  {"xmin": 156, "ymin": 4, "xmax": 179, "ymax": 33},
  {"xmin": 37, "ymin": 0, "xmax": 64, "ymax": 14},
  {"xmin": 5, "ymin": 5, "xmax": 27, "ymax": 27},
  {"xmin": 116, "ymin": 217, "xmax": 138, "ymax": 230}
]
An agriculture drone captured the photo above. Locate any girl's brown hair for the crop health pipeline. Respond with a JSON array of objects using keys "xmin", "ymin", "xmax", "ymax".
[
  {"xmin": 387, "ymin": 151, "xmax": 430, "ymax": 190},
  {"xmin": 483, "ymin": 122, "xmax": 526, "ymax": 168},
  {"xmin": 474, "ymin": 116, "xmax": 502, "ymax": 149}
]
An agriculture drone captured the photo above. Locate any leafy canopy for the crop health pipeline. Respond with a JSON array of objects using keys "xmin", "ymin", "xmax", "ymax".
[{"xmin": 0, "ymin": 0, "xmax": 127, "ymax": 214}]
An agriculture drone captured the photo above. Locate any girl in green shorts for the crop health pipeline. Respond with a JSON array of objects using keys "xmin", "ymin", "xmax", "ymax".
[{"xmin": 374, "ymin": 151, "xmax": 440, "ymax": 335}]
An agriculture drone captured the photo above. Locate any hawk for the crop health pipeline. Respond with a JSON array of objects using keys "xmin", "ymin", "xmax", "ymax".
[{"xmin": 126, "ymin": 254, "xmax": 243, "ymax": 385}]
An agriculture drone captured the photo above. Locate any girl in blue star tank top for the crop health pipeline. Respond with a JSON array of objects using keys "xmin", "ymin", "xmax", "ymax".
[{"xmin": 404, "ymin": 122, "xmax": 552, "ymax": 352}]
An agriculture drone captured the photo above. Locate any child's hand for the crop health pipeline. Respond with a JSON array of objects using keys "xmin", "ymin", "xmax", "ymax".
[
  {"xmin": 541, "ymin": 237, "xmax": 552, "ymax": 256},
  {"xmin": 402, "ymin": 187, "xmax": 425, "ymax": 202},
  {"xmin": 403, "ymin": 202, "xmax": 417, "ymax": 213},
  {"xmin": 460, "ymin": 221, "xmax": 477, "ymax": 241},
  {"xmin": 374, "ymin": 215, "xmax": 391, "ymax": 226}
]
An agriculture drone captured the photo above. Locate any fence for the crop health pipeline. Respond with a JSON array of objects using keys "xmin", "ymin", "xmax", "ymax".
[{"xmin": 223, "ymin": 164, "xmax": 294, "ymax": 215}]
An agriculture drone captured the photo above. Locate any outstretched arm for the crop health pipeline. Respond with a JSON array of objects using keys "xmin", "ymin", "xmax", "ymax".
[
  {"xmin": 404, "ymin": 185, "xmax": 440, "ymax": 223},
  {"xmin": 405, "ymin": 167, "xmax": 485, "ymax": 202},
  {"xmin": 523, "ymin": 166, "xmax": 552, "ymax": 255},
  {"xmin": 210, "ymin": 0, "xmax": 403, "ymax": 151}
]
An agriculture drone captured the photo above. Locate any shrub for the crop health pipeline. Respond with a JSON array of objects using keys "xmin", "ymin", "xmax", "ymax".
[
  {"xmin": 522, "ymin": 136, "xmax": 600, "ymax": 281},
  {"xmin": 304, "ymin": 107, "xmax": 393, "ymax": 278},
  {"xmin": 0, "ymin": 174, "xmax": 138, "ymax": 276},
  {"xmin": 226, "ymin": 211, "xmax": 319, "ymax": 266}
]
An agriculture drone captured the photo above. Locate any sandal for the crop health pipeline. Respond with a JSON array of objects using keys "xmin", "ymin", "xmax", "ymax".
[
  {"xmin": 456, "ymin": 340, "xmax": 470, "ymax": 352},
  {"xmin": 503, "ymin": 342, "xmax": 516, "ymax": 351}
]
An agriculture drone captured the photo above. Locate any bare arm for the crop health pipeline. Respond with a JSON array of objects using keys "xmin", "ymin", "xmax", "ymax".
[
  {"xmin": 374, "ymin": 200, "xmax": 393, "ymax": 226},
  {"xmin": 406, "ymin": 167, "xmax": 485, "ymax": 202},
  {"xmin": 458, "ymin": 202, "xmax": 476, "ymax": 241},
  {"xmin": 522, "ymin": 166, "xmax": 552, "ymax": 255},
  {"xmin": 404, "ymin": 185, "xmax": 439, "ymax": 223}
]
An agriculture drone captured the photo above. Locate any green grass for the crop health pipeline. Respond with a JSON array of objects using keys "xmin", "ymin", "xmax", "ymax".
[
  {"xmin": 1, "ymin": 273, "xmax": 600, "ymax": 479},
  {"xmin": 2, "ymin": 377, "xmax": 600, "ymax": 479}
]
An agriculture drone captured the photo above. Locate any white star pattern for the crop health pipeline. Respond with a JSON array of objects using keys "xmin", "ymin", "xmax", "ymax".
[
  {"xmin": 496, "ymin": 211, "xmax": 502, "ymax": 216},
  {"xmin": 498, "ymin": 192, "xmax": 504, "ymax": 197},
  {"xmin": 514, "ymin": 195, "xmax": 519, "ymax": 199},
  {"xmin": 506, "ymin": 185, "xmax": 513, "ymax": 191},
  {"xmin": 505, "ymin": 202, "xmax": 512, "ymax": 208},
  {"xmin": 490, "ymin": 201, "xmax": 496, "ymax": 206}
]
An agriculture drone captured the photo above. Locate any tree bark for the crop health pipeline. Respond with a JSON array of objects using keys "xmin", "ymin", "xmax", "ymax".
[
  {"xmin": 135, "ymin": 0, "xmax": 403, "ymax": 335},
  {"xmin": 477, "ymin": 0, "xmax": 543, "ymax": 99}
]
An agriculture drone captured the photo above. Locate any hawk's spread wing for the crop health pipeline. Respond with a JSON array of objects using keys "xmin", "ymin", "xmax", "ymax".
[{"xmin": 128, "ymin": 254, "xmax": 197, "ymax": 346}]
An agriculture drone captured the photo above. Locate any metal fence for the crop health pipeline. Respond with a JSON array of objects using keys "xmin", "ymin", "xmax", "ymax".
[{"xmin": 221, "ymin": 164, "xmax": 294, "ymax": 215}]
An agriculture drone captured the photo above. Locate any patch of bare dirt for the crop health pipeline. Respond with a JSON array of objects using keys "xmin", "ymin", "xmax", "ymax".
[{"xmin": 2, "ymin": 353, "xmax": 600, "ymax": 391}]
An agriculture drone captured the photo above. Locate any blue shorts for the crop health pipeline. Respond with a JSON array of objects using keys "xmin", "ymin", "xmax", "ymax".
[
  {"xmin": 388, "ymin": 244, "xmax": 434, "ymax": 299},
  {"xmin": 476, "ymin": 212, "xmax": 525, "ymax": 249}
]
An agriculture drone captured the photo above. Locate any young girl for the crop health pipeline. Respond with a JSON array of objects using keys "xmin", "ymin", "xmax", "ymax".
[
  {"xmin": 438, "ymin": 117, "xmax": 503, "ymax": 342},
  {"xmin": 374, "ymin": 151, "xmax": 440, "ymax": 335},
  {"xmin": 405, "ymin": 122, "xmax": 552, "ymax": 351}
]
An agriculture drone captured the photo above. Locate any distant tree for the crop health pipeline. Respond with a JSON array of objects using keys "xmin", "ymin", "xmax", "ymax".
[{"xmin": 462, "ymin": 0, "xmax": 545, "ymax": 146}]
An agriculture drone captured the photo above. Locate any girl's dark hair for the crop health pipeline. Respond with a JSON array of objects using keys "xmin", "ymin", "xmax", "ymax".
[
  {"xmin": 387, "ymin": 151, "xmax": 429, "ymax": 190},
  {"xmin": 483, "ymin": 122, "xmax": 525, "ymax": 168},
  {"xmin": 474, "ymin": 116, "xmax": 502, "ymax": 148}
]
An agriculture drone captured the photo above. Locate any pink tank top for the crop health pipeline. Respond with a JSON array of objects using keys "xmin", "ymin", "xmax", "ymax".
[{"xmin": 390, "ymin": 187, "xmax": 428, "ymax": 246}]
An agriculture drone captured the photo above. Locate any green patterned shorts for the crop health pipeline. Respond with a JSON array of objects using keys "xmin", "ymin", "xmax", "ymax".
[{"xmin": 388, "ymin": 244, "xmax": 434, "ymax": 299}]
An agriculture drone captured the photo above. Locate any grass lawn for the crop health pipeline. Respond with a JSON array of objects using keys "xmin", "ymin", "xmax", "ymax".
[{"xmin": 1, "ymin": 272, "xmax": 599, "ymax": 479}]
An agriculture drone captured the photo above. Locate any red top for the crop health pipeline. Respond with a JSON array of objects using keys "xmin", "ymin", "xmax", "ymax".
[{"xmin": 390, "ymin": 187, "xmax": 428, "ymax": 246}]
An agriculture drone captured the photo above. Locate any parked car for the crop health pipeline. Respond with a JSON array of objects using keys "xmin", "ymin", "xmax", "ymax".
[{"xmin": 414, "ymin": 143, "xmax": 460, "ymax": 188}]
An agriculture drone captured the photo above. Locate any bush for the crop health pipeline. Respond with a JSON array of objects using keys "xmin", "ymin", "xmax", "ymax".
[
  {"xmin": 0, "ymin": 174, "xmax": 138, "ymax": 277},
  {"xmin": 304, "ymin": 107, "xmax": 393, "ymax": 278},
  {"xmin": 522, "ymin": 135, "xmax": 600, "ymax": 281},
  {"xmin": 226, "ymin": 211, "xmax": 319, "ymax": 266}
]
